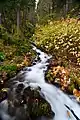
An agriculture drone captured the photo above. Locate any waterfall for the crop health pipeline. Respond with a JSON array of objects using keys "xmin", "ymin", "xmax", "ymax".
[
  {"xmin": 35, "ymin": 0, "xmax": 39, "ymax": 10},
  {"xmin": 0, "ymin": 45, "xmax": 80, "ymax": 120}
]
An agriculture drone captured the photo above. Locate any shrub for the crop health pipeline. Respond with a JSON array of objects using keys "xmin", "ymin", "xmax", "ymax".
[
  {"xmin": 33, "ymin": 18, "xmax": 80, "ymax": 65},
  {"xmin": 0, "ymin": 65, "xmax": 17, "ymax": 71}
]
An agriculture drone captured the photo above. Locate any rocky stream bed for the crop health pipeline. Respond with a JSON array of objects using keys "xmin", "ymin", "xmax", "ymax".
[{"xmin": 0, "ymin": 44, "xmax": 80, "ymax": 120}]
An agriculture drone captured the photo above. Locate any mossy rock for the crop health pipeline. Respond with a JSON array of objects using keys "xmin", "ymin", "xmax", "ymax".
[{"xmin": 8, "ymin": 84, "xmax": 54, "ymax": 120}]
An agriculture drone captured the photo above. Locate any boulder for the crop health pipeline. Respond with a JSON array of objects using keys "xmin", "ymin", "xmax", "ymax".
[{"xmin": 8, "ymin": 84, "xmax": 54, "ymax": 120}]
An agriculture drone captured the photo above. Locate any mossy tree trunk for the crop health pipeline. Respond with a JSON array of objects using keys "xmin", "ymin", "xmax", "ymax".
[{"xmin": 17, "ymin": 7, "xmax": 20, "ymax": 32}]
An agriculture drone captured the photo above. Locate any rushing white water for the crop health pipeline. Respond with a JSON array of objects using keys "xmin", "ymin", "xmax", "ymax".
[
  {"xmin": 35, "ymin": 0, "xmax": 39, "ymax": 10},
  {"xmin": 0, "ymin": 100, "xmax": 15, "ymax": 120},
  {"xmin": 25, "ymin": 45, "xmax": 80, "ymax": 120},
  {"xmin": 0, "ymin": 45, "xmax": 80, "ymax": 120}
]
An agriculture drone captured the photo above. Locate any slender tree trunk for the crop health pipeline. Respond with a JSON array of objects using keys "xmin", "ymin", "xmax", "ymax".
[
  {"xmin": 66, "ymin": 0, "xmax": 69, "ymax": 14},
  {"xmin": 52, "ymin": 0, "xmax": 54, "ymax": 13},
  {"xmin": 23, "ymin": 7, "xmax": 27, "ymax": 24},
  {"xmin": 63, "ymin": 0, "xmax": 67, "ymax": 18},
  {"xmin": 17, "ymin": 7, "xmax": 20, "ymax": 32},
  {"xmin": 0, "ymin": 13, "xmax": 2, "ymax": 24},
  {"xmin": 49, "ymin": 4, "xmax": 51, "ymax": 14}
]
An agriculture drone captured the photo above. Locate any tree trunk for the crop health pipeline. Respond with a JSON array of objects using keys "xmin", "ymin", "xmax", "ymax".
[
  {"xmin": 63, "ymin": 0, "xmax": 67, "ymax": 18},
  {"xmin": 49, "ymin": 4, "xmax": 51, "ymax": 14},
  {"xmin": 17, "ymin": 8, "xmax": 20, "ymax": 32},
  {"xmin": 0, "ymin": 13, "xmax": 2, "ymax": 24},
  {"xmin": 52, "ymin": 0, "xmax": 54, "ymax": 13},
  {"xmin": 23, "ymin": 7, "xmax": 27, "ymax": 24},
  {"xmin": 65, "ymin": 0, "xmax": 69, "ymax": 13}
]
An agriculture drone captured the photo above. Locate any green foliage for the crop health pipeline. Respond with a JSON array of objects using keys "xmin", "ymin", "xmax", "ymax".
[
  {"xmin": 0, "ymin": 24, "xmax": 35, "ymax": 80},
  {"xmin": 0, "ymin": 0, "xmax": 7, "ymax": 11},
  {"xmin": 0, "ymin": 65, "xmax": 17, "ymax": 71},
  {"xmin": 0, "ymin": 0, "xmax": 36, "ymax": 33},
  {"xmin": 67, "ymin": 4, "xmax": 80, "ymax": 18},
  {"xmin": 0, "ymin": 25, "xmax": 10, "ymax": 43},
  {"xmin": 37, "ymin": 0, "xmax": 80, "ymax": 20},
  {"xmin": 38, "ymin": 13, "xmax": 61, "ymax": 25},
  {"xmin": 0, "ymin": 25, "xmax": 32, "ymax": 54},
  {"xmin": 70, "ymin": 71, "xmax": 80, "ymax": 89},
  {"xmin": 0, "ymin": 52, "xmax": 5, "ymax": 61},
  {"xmin": 3, "ymin": 0, "xmax": 35, "ymax": 10},
  {"xmin": 33, "ymin": 19, "xmax": 80, "ymax": 64},
  {"xmin": 22, "ymin": 21, "xmax": 35, "ymax": 38}
]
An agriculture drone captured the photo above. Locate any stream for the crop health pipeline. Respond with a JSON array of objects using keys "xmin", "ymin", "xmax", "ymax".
[{"xmin": 0, "ymin": 45, "xmax": 80, "ymax": 120}]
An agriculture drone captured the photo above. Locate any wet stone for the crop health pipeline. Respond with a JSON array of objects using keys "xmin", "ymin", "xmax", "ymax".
[
  {"xmin": 37, "ymin": 57, "xmax": 41, "ymax": 61},
  {"xmin": 18, "ymin": 74, "xmax": 25, "ymax": 82},
  {"xmin": 37, "ymin": 52, "xmax": 41, "ymax": 55},
  {"xmin": 27, "ymin": 68, "xmax": 32, "ymax": 71},
  {"xmin": 7, "ymin": 86, "xmax": 54, "ymax": 120},
  {"xmin": 32, "ymin": 62, "xmax": 36, "ymax": 65},
  {"xmin": 16, "ymin": 84, "xmax": 24, "ymax": 93},
  {"xmin": 7, "ymin": 72, "xmax": 26, "ymax": 87},
  {"xmin": 23, "ymin": 67, "xmax": 32, "ymax": 72}
]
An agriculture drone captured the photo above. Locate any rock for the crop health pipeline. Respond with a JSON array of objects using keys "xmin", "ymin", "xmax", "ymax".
[
  {"xmin": 7, "ymin": 85, "xmax": 54, "ymax": 120},
  {"xmin": 0, "ymin": 89, "xmax": 7, "ymax": 103},
  {"xmin": 0, "ymin": 72, "xmax": 8, "ymax": 90}
]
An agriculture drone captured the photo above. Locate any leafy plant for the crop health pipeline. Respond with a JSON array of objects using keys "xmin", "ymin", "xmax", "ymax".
[
  {"xmin": 33, "ymin": 18, "xmax": 80, "ymax": 65},
  {"xmin": 0, "ymin": 52, "xmax": 5, "ymax": 61},
  {"xmin": 0, "ymin": 65, "xmax": 17, "ymax": 71}
]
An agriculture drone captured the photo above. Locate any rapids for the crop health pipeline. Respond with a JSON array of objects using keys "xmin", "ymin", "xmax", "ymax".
[{"xmin": 0, "ymin": 45, "xmax": 80, "ymax": 120}]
